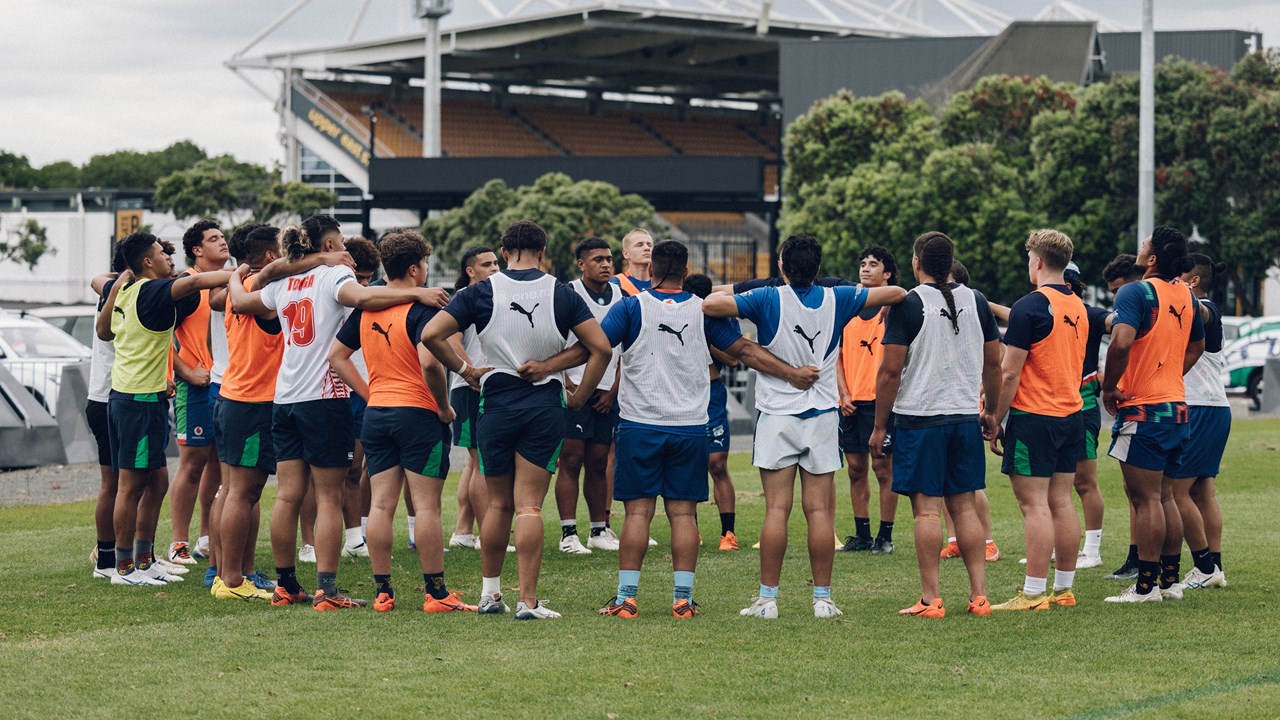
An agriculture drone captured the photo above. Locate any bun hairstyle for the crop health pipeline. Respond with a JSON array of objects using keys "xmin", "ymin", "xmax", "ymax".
[
  {"xmin": 1151, "ymin": 225, "xmax": 1196, "ymax": 280},
  {"xmin": 913, "ymin": 231, "xmax": 961, "ymax": 335},
  {"xmin": 1186, "ymin": 252, "xmax": 1227, "ymax": 286},
  {"xmin": 282, "ymin": 214, "xmax": 341, "ymax": 261},
  {"xmin": 455, "ymin": 245, "xmax": 494, "ymax": 291},
  {"xmin": 683, "ymin": 273, "xmax": 713, "ymax": 299},
  {"xmin": 1103, "ymin": 253, "xmax": 1139, "ymax": 284}
]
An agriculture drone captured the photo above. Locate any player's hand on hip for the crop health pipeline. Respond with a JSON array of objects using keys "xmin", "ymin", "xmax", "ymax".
[
  {"xmin": 788, "ymin": 365, "xmax": 820, "ymax": 391},
  {"xmin": 518, "ymin": 360, "xmax": 552, "ymax": 384}
]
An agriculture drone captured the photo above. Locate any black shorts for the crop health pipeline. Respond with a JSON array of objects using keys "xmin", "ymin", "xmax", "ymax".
[
  {"xmin": 108, "ymin": 391, "xmax": 169, "ymax": 471},
  {"xmin": 839, "ymin": 401, "xmax": 894, "ymax": 455},
  {"xmin": 1001, "ymin": 410, "xmax": 1085, "ymax": 478},
  {"xmin": 216, "ymin": 399, "xmax": 276, "ymax": 474},
  {"xmin": 450, "ymin": 387, "xmax": 480, "ymax": 449},
  {"xmin": 362, "ymin": 406, "xmax": 452, "ymax": 479},
  {"xmin": 477, "ymin": 406, "xmax": 565, "ymax": 477},
  {"xmin": 86, "ymin": 399, "xmax": 111, "ymax": 467},
  {"xmin": 273, "ymin": 399, "xmax": 355, "ymax": 468},
  {"xmin": 565, "ymin": 392, "xmax": 617, "ymax": 446},
  {"xmin": 350, "ymin": 394, "xmax": 368, "ymax": 438},
  {"xmin": 1081, "ymin": 403, "xmax": 1101, "ymax": 461}
]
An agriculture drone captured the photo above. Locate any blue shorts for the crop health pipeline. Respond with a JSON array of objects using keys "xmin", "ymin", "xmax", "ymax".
[
  {"xmin": 1108, "ymin": 420, "xmax": 1189, "ymax": 475},
  {"xmin": 615, "ymin": 426, "xmax": 708, "ymax": 502},
  {"xmin": 1167, "ymin": 406, "xmax": 1231, "ymax": 479},
  {"xmin": 477, "ymin": 406, "xmax": 564, "ymax": 476},
  {"xmin": 174, "ymin": 379, "xmax": 215, "ymax": 447},
  {"xmin": 565, "ymin": 392, "xmax": 618, "ymax": 446},
  {"xmin": 891, "ymin": 421, "xmax": 986, "ymax": 497},
  {"xmin": 362, "ymin": 406, "xmax": 451, "ymax": 479},
  {"xmin": 273, "ymin": 399, "xmax": 355, "ymax": 468},
  {"xmin": 707, "ymin": 379, "xmax": 730, "ymax": 455},
  {"xmin": 350, "ymin": 393, "xmax": 368, "ymax": 437},
  {"xmin": 450, "ymin": 387, "xmax": 480, "ymax": 449},
  {"xmin": 108, "ymin": 391, "xmax": 169, "ymax": 471}
]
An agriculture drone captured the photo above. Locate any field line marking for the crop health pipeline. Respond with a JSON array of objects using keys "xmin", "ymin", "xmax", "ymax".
[{"xmin": 1062, "ymin": 670, "xmax": 1280, "ymax": 720}]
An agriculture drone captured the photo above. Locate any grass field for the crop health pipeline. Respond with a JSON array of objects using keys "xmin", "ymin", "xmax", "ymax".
[{"xmin": 1, "ymin": 420, "xmax": 1278, "ymax": 719}]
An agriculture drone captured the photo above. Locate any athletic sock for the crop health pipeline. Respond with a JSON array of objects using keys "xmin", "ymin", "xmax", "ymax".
[
  {"xmin": 317, "ymin": 571, "xmax": 338, "ymax": 597},
  {"xmin": 947, "ymin": 536, "xmax": 957, "ymax": 544},
  {"xmin": 1023, "ymin": 576, "xmax": 1047, "ymax": 596},
  {"xmin": 854, "ymin": 517, "xmax": 871, "ymax": 540},
  {"xmin": 1210, "ymin": 551, "xmax": 1222, "ymax": 572},
  {"xmin": 482, "ymin": 576, "xmax": 501, "ymax": 598},
  {"xmin": 134, "ymin": 540, "xmax": 154, "ymax": 570},
  {"xmin": 1126, "ymin": 544, "xmax": 1140, "ymax": 567},
  {"xmin": 877, "ymin": 521, "xmax": 894, "ymax": 542},
  {"xmin": 407, "ymin": 515, "xmax": 416, "ymax": 538},
  {"xmin": 673, "ymin": 571, "xmax": 695, "ymax": 602},
  {"xmin": 197, "ymin": 534, "xmax": 210, "ymax": 551},
  {"xmin": 813, "ymin": 585, "xmax": 832, "ymax": 601},
  {"xmin": 115, "ymin": 546, "xmax": 134, "ymax": 574},
  {"xmin": 360, "ymin": 516, "xmax": 368, "ymax": 539},
  {"xmin": 344, "ymin": 526, "xmax": 362, "ymax": 548},
  {"xmin": 617, "ymin": 569, "xmax": 640, "ymax": 603},
  {"xmin": 589, "ymin": 521, "xmax": 606, "ymax": 537},
  {"xmin": 1191, "ymin": 547, "xmax": 1215, "ymax": 575},
  {"xmin": 277, "ymin": 566, "xmax": 303, "ymax": 595},
  {"xmin": 374, "ymin": 574, "xmax": 394, "ymax": 598},
  {"xmin": 561, "ymin": 520, "xmax": 578, "ymax": 539},
  {"xmin": 1135, "ymin": 560, "xmax": 1160, "ymax": 594},
  {"xmin": 1083, "ymin": 529, "xmax": 1102, "ymax": 557},
  {"xmin": 1053, "ymin": 570, "xmax": 1075, "ymax": 592},
  {"xmin": 719, "ymin": 513, "xmax": 735, "ymax": 536},
  {"xmin": 96, "ymin": 541, "xmax": 115, "ymax": 570},
  {"xmin": 759, "ymin": 584, "xmax": 778, "ymax": 600},
  {"xmin": 1159, "ymin": 554, "xmax": 1181, "ymax": 589},
  {"xmin": 424, "ymin": 572, "xmax": 449, "ymax": 600}
]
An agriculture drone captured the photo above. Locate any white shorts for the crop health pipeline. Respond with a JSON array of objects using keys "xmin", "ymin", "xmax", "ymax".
[{"xmin": 752, "ymin": 411, "xmax": 842, "ymax": 475}]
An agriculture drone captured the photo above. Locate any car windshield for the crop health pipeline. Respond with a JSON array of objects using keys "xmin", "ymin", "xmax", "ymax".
[{"xmin": 0, "ymin": 325, "xmax": 90, "ymax": 359}]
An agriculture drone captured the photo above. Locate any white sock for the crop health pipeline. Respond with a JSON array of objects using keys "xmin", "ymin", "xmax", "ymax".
[
  {"xmin": 1023, "ymin": 576, "xmax": 1047, "ymax": 596},
  {"xmin": 590, "ymin": 521, "xmax": 606, "ymax": 530},
  {"xmin": 1083, "ymin": 530, "xmax": 1102, "ymax": 557},
  {"xmin": 407, "ymin": 516, "xmax": 416, "ymax": 536},
  {"xmin": 1054, "ymin": 570, "xmax": 1075, "ymax": 592},
  {"xmin": 360, "ymin": 516, "xmax": 368, "ymax": 536},
  {"xmin": 947, "ymin": 536, "xmax": 956, "ymax": 543},
  {"xmin": 344, "ymin": 526, "xmax": 362, "ymax": 547},
  {"xmin": 560, "ymin": 519, "xmax": 576, "ymax": 528},
  {"xmin": 482, "ymin": 576, "xmax": 501, "ymax": 597},
  {"xmin": 197, "ymin": 534, "xmax": 210, "ymax": 549},
  {"xmin": 986, "ymin": 538, "xmax": 994, "ymax": 544}
]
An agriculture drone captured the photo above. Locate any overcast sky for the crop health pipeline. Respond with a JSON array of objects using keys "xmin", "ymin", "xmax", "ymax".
[{"xmin": 1, "ymin": 0, "xmax": 1274, "ymax": 170}]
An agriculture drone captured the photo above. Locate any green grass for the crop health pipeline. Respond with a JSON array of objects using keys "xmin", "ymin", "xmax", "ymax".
[{"xmin": 2, "ymin": 420, "xmax": 1279, "ymax": 719}]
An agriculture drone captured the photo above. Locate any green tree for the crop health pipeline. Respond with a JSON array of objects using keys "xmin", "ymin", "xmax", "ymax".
[
  {"xmin": 424, "ymin": 172, "xmax": 656, "ymax": 279},
  {"xmin": 80, "ymin": 140, "xmax": 208, "ymax": 188},
  {"xmin": 154, "ymin": 156, "xmax": 338, "ymax": 228},
  {"xmin": 0, "ymin": 219, "xmax": 54, "ymax": 270},
  {"xmin": 33, "ymin": 161, "xmax": 82, "ymax": 189},
  {"xmin": 0, "ymin": 151, "xmax": 37, "ymax": 189}
]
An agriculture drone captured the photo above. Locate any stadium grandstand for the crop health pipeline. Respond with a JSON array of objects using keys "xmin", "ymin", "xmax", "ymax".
[{"xmin": 225, "ymin": 0, "xmax": 1259, "ymax": 284}]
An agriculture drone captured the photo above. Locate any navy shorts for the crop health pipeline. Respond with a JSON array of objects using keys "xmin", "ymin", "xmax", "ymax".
[
  {"xmin": 362, "ymin": 406, "xmax": 452, "ymax": 479},
  {"xmin": 108, "ymin": 391, "xmax": 169, "ymax": 471},
  {"xmin": 174, "ymin": 379, "xmax": 215, "ymax": 447},
  {"xmin": 450, "ymin": 387, "xmax": 480, "ymax": 449},
  {"xmin": 891, "ymin": 420, "xmax": 986, "ymax": 497},
  {"xmin": 615, "ymin": 426, "xmax": 708, "ymax": 502},
  {"xmin": 565, "ymin": 391, "xmax": 618, "ymax": 446},
  {"xmin": 1108, "ymin": 420, "xmax": 1189, "ymax": 475},
  {"xmin": 216, "ymin": 399, "xmax": 276, "ymax": 474},
  {"xmin": 707, "ymin": 379, "xmax": 730, "ymax": 455},
  {"xmin": 350, "ymin": 393, "xmax": 368, "ymax": 438},
  {"xmin": 477, "ymin": 406, "xmax": 564, "ymax": 476},
  {"xmin": 1001, "ymin": 410, "xmax": 1084, "ymax": 477},
  {"xmin": 86, "ymin": 399, "xmax": 112, "ymax": 467},
  {"xmin": 1168, "ymin": 406, "xmax": 1231, "ymax": 479},
  {"xmin": 1081, "ymin": 403, "xmax": 1101, "ymax": 461},
  {"xmin": 839, "ymin": 401, "xmax": 894, "ymax": 455},
  {"xmin": 273, "ymin": 399, "xmax": 355, "ymax": 468}
]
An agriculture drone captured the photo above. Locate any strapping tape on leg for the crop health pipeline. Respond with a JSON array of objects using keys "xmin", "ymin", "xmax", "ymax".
[
  {"xmin": 515, "ymin": 506, "xmax": 542, "ymax": 520},
  {"xmin": 915, "ymin": 512, "xmax": 941, "ymax": 524}
]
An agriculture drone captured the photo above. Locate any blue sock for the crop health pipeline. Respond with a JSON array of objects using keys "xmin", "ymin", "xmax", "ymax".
[
  {"xmin": 813, "ymin": 585, "xmax": 832, "ymax": 600},
  {"xmin": 759, "ymin": 584, "xmax": 778, "ymax": 599},
  {"xmin": 673, "ymin": 571, "xmax": 695, "ymax": 601},
  {"xmin": 617, "ymin": 569, "xmax": 640, "ymax": 603}
]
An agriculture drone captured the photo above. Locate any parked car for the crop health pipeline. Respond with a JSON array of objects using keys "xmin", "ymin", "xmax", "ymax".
[
  {"xmin": 0, "ymin": 312, "xmax": 92, "ymax": 415},
  {"xmin": 23, "ymin": 305, "xmax": 98, "ymax": 349},
  {"xmin": 1220, "ymin": 316, "xmax": 1280, "ymax": 410}
]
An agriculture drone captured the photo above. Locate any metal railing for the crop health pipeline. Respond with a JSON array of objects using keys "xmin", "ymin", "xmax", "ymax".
[{"xmin": 0, "ymin": 359, "xmax": 74, "ymax": 417}]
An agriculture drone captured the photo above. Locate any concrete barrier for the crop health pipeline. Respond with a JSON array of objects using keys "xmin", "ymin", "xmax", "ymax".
[
  {"xmin": 56, "ymin": 362, "xmax": 97, "ymax": 465},
  {"xmin": 1261, "ymin": 357, "xmax": 1280, "ymax": 414},
  {"xmin": 0, "ymin": 365, "xmax": 68, "ymax": 468}
]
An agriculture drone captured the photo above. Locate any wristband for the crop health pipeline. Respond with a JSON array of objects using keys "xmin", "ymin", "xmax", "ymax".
[{"xmin": 459, "ymin": 361, "xmax": 471, "ymax": 376}]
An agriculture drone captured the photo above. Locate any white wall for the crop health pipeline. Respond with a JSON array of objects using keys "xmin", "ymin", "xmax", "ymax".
[{"xmin": 1266, "ymin": 266, "xmax": 1280, "ymax": 316}]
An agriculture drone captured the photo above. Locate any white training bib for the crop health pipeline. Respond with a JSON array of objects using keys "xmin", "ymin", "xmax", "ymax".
[
  {"xmin": 618, "ymin": 292, "xmax": 711, "ymax": 426},
  {"xmin": 894, "ymin": 284, "xmax": 984, "ymax": 417},
  {"xmin": 565, "ymin": 278, "xmax": 621, "ymax": 392},
  {"xmin": 478, "ymin": 271, "xmax": 564, "ymax": 387},
  {"xmin": 754, "ymin": 285, "xmax": 840, "ymax": 415}
]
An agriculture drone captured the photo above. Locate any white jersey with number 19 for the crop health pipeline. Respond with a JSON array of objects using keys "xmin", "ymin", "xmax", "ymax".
[{"xmin": 259, "ymin": 263, "xmax": 355, "ymax": 405}]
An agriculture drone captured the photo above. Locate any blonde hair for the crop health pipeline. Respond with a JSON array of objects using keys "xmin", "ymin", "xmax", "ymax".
[
  {"xmin": 1025, "ymin": 228, "xmax": 1073, "ymax": 271},
  {"xmin": 622, "ymin": 228, "xmax": 652, "ymax": 250}
]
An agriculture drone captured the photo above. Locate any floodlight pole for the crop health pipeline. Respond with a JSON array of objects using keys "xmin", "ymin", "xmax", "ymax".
[
  {"xmin": 1138, "ymin": 0, "xmax": 1155, "ymax": 251},
  {"xmin": 420, "ymin": 1, "xmax": 452, "ymax": 158}
]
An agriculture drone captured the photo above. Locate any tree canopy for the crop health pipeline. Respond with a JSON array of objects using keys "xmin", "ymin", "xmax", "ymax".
[
  {"xmin": 153, "ymin": 156, "xmax": 337, "ymax": 228},
  {"xmin": 781, "ymin": 51, "xmax": 1280, "ymax": 312},
  {"xmin": 0, "ymin": 141, "xmax": 208, "ymax": 190}
]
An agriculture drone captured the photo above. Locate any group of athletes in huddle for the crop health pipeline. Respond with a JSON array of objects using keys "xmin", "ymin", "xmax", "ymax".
[{"xmin": 84, "ymin": 212, "xmax": 1230, "ymax": 618}]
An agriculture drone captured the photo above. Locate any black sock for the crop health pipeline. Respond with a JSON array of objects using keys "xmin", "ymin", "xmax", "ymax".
[
  {"xmin": 318, "ymin": 572, "xmax": 338, "ymax": 597},
  {"xmin": 589, "ymin": 526, "xmax": 606, "ymax": 537},
  {"xmin": 877, "ymin": 521, "xmax": 895, "ymax": 542},
  {"xmin": 424, "ymin": 572, "xmax": 449, "ymax": 600},
  {"xmin": 855, "ymin": 517, "xmax": 871, "ymax": 540},
  {"xmin": 96, "ymin": 541, "xmax": 115, "ymax": 570},
  {"xmin": 561, "ymin": 524, "xmax": 577, "ymax": 539},
  {"xmin": 1135, "ymin": 560, "xmax": 1160, "ymax": 594},
  {"xmin": 1211, "ymin": 551, "xmax": 1222, "ymax": 572},
  {"xmin": 1159, "ymin": 554, "xmax": 1180, "ymax": 589},
  {"xmin": 720, "ymin": 512, "xmax": 735, "ymax": 536},
  {"xmin": 374, "ymin": 574, "xmax": 394, "ymax": 598},
  {"xmin": 1191, "ymin": 547, "xmax": 1215, "ymax": 575},
  {"xmin": 1126, "ymin": 544, "xmax": 1140, "ymax": 566},
  {"xmin": 277, "ymin": 566, "xmax": 302, "ymax": 595}
]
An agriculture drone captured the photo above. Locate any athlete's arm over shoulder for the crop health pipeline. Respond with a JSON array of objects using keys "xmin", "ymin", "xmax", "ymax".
[
  {"xmin": 90, "ymin": 272, "xmax": 117, "ymax": 298},
  {"xmin": 256, "ymin": 251, "xmax": 354, "ymax": 288},
  {"xmin": 170, "ymin": 270, "xmax": 233, "ymax": 300},
  {"xmin": 701, "ymin": 291, "xmax": 741, "ymax": 318},
  {"xmin": 338, "ymin": 278, "xmax": 448, "ymax": 310},
  {"xmin": 862, "ymin": 285, "xmax": 907, "ymax": 308},
  {"xmin": 229, "ymin": 264, "xmax": 272, "ymax": 316}
]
